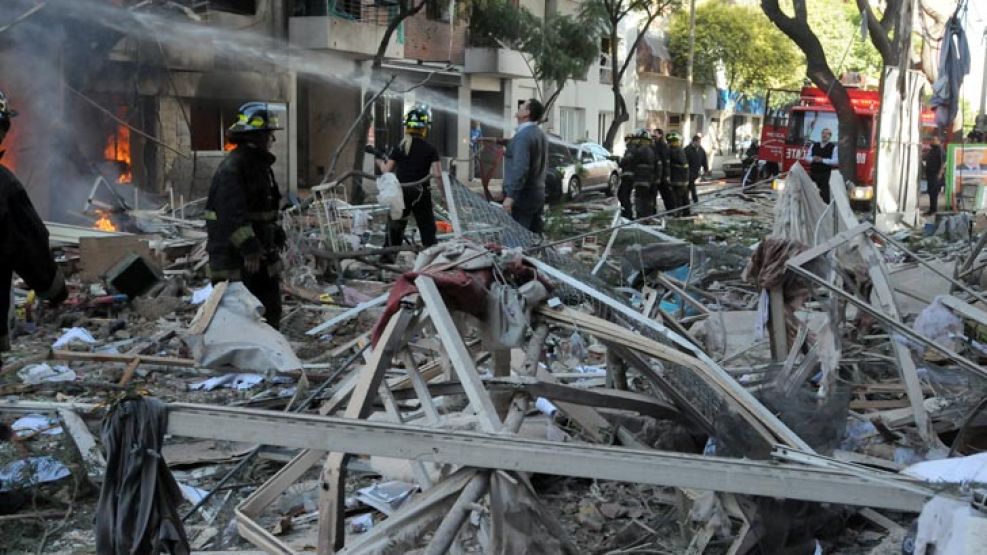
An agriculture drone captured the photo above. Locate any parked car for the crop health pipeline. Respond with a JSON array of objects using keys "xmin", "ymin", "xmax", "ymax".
[
  {"xmin": 722, "ymin": 156, "xmax": 744, "ymax": 178},
  {"xmin": 546, "ymin": 138, "xmax": 620, "ymax": 203}
]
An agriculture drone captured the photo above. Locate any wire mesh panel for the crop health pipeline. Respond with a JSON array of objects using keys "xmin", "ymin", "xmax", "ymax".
[{"xmin": 444, "ymin": 175, "xmax": 765, "ymax": 454}]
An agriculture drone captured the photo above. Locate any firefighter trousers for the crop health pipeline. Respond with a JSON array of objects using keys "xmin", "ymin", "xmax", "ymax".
[
  {"xmin": 212, "ymin": 266, "xmax": 282, "ymax": 330},
  {"xmin": 386, "ymin": 185, "xmax": 437, "ymax": 251}
]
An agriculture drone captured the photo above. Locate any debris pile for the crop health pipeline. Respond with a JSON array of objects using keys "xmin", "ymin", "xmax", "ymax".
[{"xmin": 2, "ymin": 170, "xmax": 987, "ymax": 554}]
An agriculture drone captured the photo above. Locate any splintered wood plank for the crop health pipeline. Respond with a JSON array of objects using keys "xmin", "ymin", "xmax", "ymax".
[
  {"xmin": 415, "ymin": 276, "xmax": 502, "ymax": 433},
  {"xmin": 317, "ymin": 308, "xmax": 413, "ymax": 554},
  {"xmin": 188, "ymin": 281, "xmax": 228, "ymax": 336}
]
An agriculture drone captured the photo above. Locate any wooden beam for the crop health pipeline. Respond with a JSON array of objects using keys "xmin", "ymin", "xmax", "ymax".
[
  {"xmin": 51, "ymin": 350, "xmax": 196, "ymax": 368},
  {"xmin": 526, "ymin": 257, "xmax": 810, "ymax": 451},
  {"xmin": 415, "ymin": 276, "xmax": 502, "ymax": 433},
  {"xmin": 306, "ymin": 293, "xmax": 388, "ymax": 336},
  {"xmin": 317, "ymin": 308, "xmax": 414, "ymax": 554},
  {"xmin": 827, "ymin": 175, "xmax": 934, "ymax": 444},
  {"xmin": 188, "ymin": 281, "xmax": 228, "ymax": 336},
  {"xmin": 159, "ymin": 402, "xmax": 933, "ymax": 512},
  {"xmin": 538, "ymin": 305, "xmax": 803, "ymax": 450}
]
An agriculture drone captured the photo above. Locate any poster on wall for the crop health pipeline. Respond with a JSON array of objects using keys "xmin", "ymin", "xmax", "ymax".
[{"xmin": 945, "ymin": 144, "xmax": 987, "ymax": 210}]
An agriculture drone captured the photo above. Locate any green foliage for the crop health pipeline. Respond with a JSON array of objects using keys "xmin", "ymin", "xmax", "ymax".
[
  {"xmin": 468, "ymin": 0, "xmax": 599, "ymax": 90},
  {"xmin": 666, "ymin": 0, "xmax": 801, "ymax": 95},
  {"xmin": 804, "ymin": 0, "xmax": 883, "ymax": 77},
  {"xmin": 775, "ymin": 0, "xmax": 884, "ymax": 78}
]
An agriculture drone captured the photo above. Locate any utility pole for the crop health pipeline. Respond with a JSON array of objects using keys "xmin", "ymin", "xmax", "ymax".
[{"xmin": 683, "ymin": 0, "xmax": 696, "ymax": 138}]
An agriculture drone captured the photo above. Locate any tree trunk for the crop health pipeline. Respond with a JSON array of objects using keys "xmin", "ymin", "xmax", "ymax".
[
  {"xmin": 603, "ymin": 25, "xmax": 624, "ymax": 150},
  {"xmin": 346, "ymin": 0, "xmax": 425, "ymax": 203},
  {"xmin": 761, "ymin": 0, "xmax": 858, "ymax": 183}
]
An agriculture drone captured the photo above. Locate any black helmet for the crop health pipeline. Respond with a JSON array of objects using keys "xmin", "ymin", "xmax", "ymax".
[
  {"xmin": 228, "ymin": 102, "xmax": 282, "ymax": 134},
  {"xmin": 404, "ymin": 107, "xmax": 431, "ymax": 130},
  {"xmin": 0, "ymin": 90, "xmax": 17, "ymax": 121}
]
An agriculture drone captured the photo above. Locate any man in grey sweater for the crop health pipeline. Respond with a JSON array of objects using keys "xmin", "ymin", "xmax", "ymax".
[{"xmin": 502, "ymin": 98, "xmax": 547, "ymax": 233}]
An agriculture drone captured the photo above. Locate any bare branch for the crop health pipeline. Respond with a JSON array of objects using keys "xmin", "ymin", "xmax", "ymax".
[
  {"xmin": 855, "ymin": 0, "xmax": 895, "ymax": 64},
  {"xmin": 325, "ymin": 74, "xmax": 398, "ymax": 182}
]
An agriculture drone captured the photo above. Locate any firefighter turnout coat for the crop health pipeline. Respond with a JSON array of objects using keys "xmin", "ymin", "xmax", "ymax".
[{"xmin": 205, "ymin": 145, "xmax": 283, "ymax": 281}]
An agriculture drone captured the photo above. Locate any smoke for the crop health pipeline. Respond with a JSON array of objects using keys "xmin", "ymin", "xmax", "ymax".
[{"xmin": 0, "ymin": 0, "xmax": 513, "ymax": 221}]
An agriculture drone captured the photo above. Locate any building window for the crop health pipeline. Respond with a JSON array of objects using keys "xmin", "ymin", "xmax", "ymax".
[
  {"xmin": 668, "ymin": 114, "xmax": 682, "ymax": 130},
  {"xmin": 598, "ymin": 111, "xmax": 613, "ymax": 145},
  {"xmin": 559, "ymin": 107, "xmax": 586, "ymax": 143},
  {"xmin": 599, "ymin": 38, "xmax": 613, "ymax": 85},
  {"xmin": 426, "ymin": 0, "xmax": 452, "ymax": 21},
  {"xmin": 191, "ymin": 99, "xmax": 237, "ymax": 151}
]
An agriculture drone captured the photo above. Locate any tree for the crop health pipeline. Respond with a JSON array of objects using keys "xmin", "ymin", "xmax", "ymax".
[
  {"xmin": 666, "ymin": 0, "xmax": 802, "ymax": 97},
  {"xmin": 469, "ymin": 0, "xmax": 600, "ymax": 111},
  {"xmin": 342, "ymin": 0, "xmax": 428, "ymax": 204},
  {"xmin": 583, "ymin": 0, "xmax": 681, "ymax": 150},
  {"xmin": 761, "ymin": 0, "xmax": 861, "ymax": 183}
]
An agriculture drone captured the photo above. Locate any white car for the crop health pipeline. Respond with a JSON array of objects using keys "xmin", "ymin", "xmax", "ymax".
[{"xmin": 547, "ymin": 140, "xmax": 620, "ymax": 202}]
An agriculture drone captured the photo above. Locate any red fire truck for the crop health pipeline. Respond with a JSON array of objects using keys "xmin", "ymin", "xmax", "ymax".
[{"xmin": 758, "ymin": 86, "xmax": 936, "ymax": 207}]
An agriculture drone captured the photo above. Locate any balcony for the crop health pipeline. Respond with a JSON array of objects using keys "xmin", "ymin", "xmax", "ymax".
[
  {"xmin": 464, "ymin": 47, "xmax": 530, "ymax": 78},
  {"xmin": 289, "ymin": 16, "xmax": 403, "ymax": 60}
]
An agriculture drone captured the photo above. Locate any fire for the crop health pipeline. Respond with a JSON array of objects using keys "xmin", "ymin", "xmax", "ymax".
[
  {"xmin": 224, "ymin": 140, "xmax": 236, "ymax": 152},
  {"xmin": 104, "ymin": 124, "xmax": 132, "ymax": 183},
  {"xmin": 93, "ymin": 210, "xmax": 118, "ymax": 232}
]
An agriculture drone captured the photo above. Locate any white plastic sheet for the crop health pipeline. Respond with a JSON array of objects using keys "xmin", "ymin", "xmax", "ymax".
[
  {"xmin": 52, "ymin": 327, "xmax": 96, "ymax": 349},
  {"xmin": 376, "ymin": 173, "xmax": 405, "ymax": 220},
  {"xmin": 17, "ymin": 363, "xmax": 77, "ymax": 385},
  {"xmin": 0, "ymin": 456, "xmax": 71, "ymax": 491},
  {"xmin": 184, "ymin": 282, "xmax": 303, "ymax": 373}
]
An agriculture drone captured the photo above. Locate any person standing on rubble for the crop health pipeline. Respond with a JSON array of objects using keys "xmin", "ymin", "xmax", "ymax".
[
  {"xmin": 205, "ymin": 102, "xmax": 285, "ymax": 330},
  {"xmin": 684, "ymin": 134, "xmax": 710, "ymax": 207},
  {"xmin": 503, "ymin": 98, "xmax": 547, "ymax": 233},
  {"xmin": 666, "ymin": 132, "xmax": 691, "ymax": 216},
  {"xmin": 376, "ymin": 107, "xmax": 442, "ymax": 258},
  {"xmin": 923, "ymin": 133, "xmax": 946, "ymax": 215},
  {"xmin": 0, "ymin": 90, "xmax": 67, "ymax": 357},
  {"xmin": 804, "ymin": 128, "xmax": 838, "ymax": 203},
  {"xmin": 651, "ymin": 128, "xmax": 673, "ymax": 214},
  {"xmin": 618, "ymin": 129, "xmax": 658, "ymax": 219}
]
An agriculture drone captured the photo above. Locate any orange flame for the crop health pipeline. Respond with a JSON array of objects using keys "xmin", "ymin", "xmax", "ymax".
[
  {"xmin": 224, "ymin": 140, "xmax": 236, "ymax": 152},
  {"xmin": 93, "ymin": 210, "xmax": 118, "ymax": 232},
  {"xmin": 104, "ymin": 124, "xmax": 132, "ymax": 183}
]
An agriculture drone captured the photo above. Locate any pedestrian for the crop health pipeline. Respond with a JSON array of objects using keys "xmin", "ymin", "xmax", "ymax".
[
  {"xmin": 470, "ymin": 121, "xmax": 482, "ymax": 153},
  {"xmin": 618, "ymin": 129, "xmax": 657, "ymax": 219},
  {"xmin": 923, "ymin": 134, "xmax": 946, "ymax": 215},
  {"xmin": 503, "ymin": 98, "xmax": 547, "ymax": 233},
  {"xmin": 665, "ymin": 131, "xmax": 690, "ymax": 216},
  {"xmin": 804, "ymin": 128, "xmax": 838, "ymax": 203},
  {"xmin": 651, "ymin": 128, "xmax": 673, "ymax": 213},
  {"xmin": 205, "ymin": 102, "xmax": 286, "ymax": 329},
  {"xmin": 684, "ymin": 134, "xmax": 710, "ymax": 204},
  {"xmin": 0, "ymin": 90, "xmax": 68, "ymax": 357},
  {"xmin": 377, "ymin": 107, "xmax": 442, "ymax": 256}
]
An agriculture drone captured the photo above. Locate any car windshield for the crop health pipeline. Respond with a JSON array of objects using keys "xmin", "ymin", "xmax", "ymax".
[
  {"xmin": 787, "ymin": 111, "xmax": 873, "ymax": 148},
  {"xmin": 547, "ymin": 139, "xmax": 575, "ymax": 167}
]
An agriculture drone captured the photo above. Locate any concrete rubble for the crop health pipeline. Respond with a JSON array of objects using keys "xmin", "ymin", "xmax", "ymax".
[{"xmin": 3, "ymin": 170, "xmax": 987, "ymax": 555}]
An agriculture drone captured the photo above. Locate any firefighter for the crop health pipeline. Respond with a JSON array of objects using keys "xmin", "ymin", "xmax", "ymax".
[
  {"xmin": 618, "ymin": 129, "xmax": 657, "ymax": 219},
  {"xmin": 0, "ymin": 90, "xmax": 67, "ymax": 357},
  {"xmin": 684, "ymin": 134, "xmax": 709, "ymax": 205},
  {"xmin": 651, "ymin": 128, "xmax": 673, "ymax": 214},
  {"xmin": 205, "ymin": 102, "xmax": 285, "ymax": 329},
  {"xmin": 376, "ymin": 107, "xmax": 442, "ymax": 258},
  {"xmin": 666, "ymin": 132, "xmax": 691, "ymax": 216}
]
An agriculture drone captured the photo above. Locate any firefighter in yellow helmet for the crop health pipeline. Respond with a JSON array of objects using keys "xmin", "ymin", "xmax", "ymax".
[
  {"xmin": 205, "ymin": 102, "xmax": 285, "ymax": 329},
  {"xmin": 375, "ymin": 107, "xmax": 442, "ymax": 259},
  {"xmin": 665, "ymin": 131, "xmax": 690, "ymax": 215}
]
